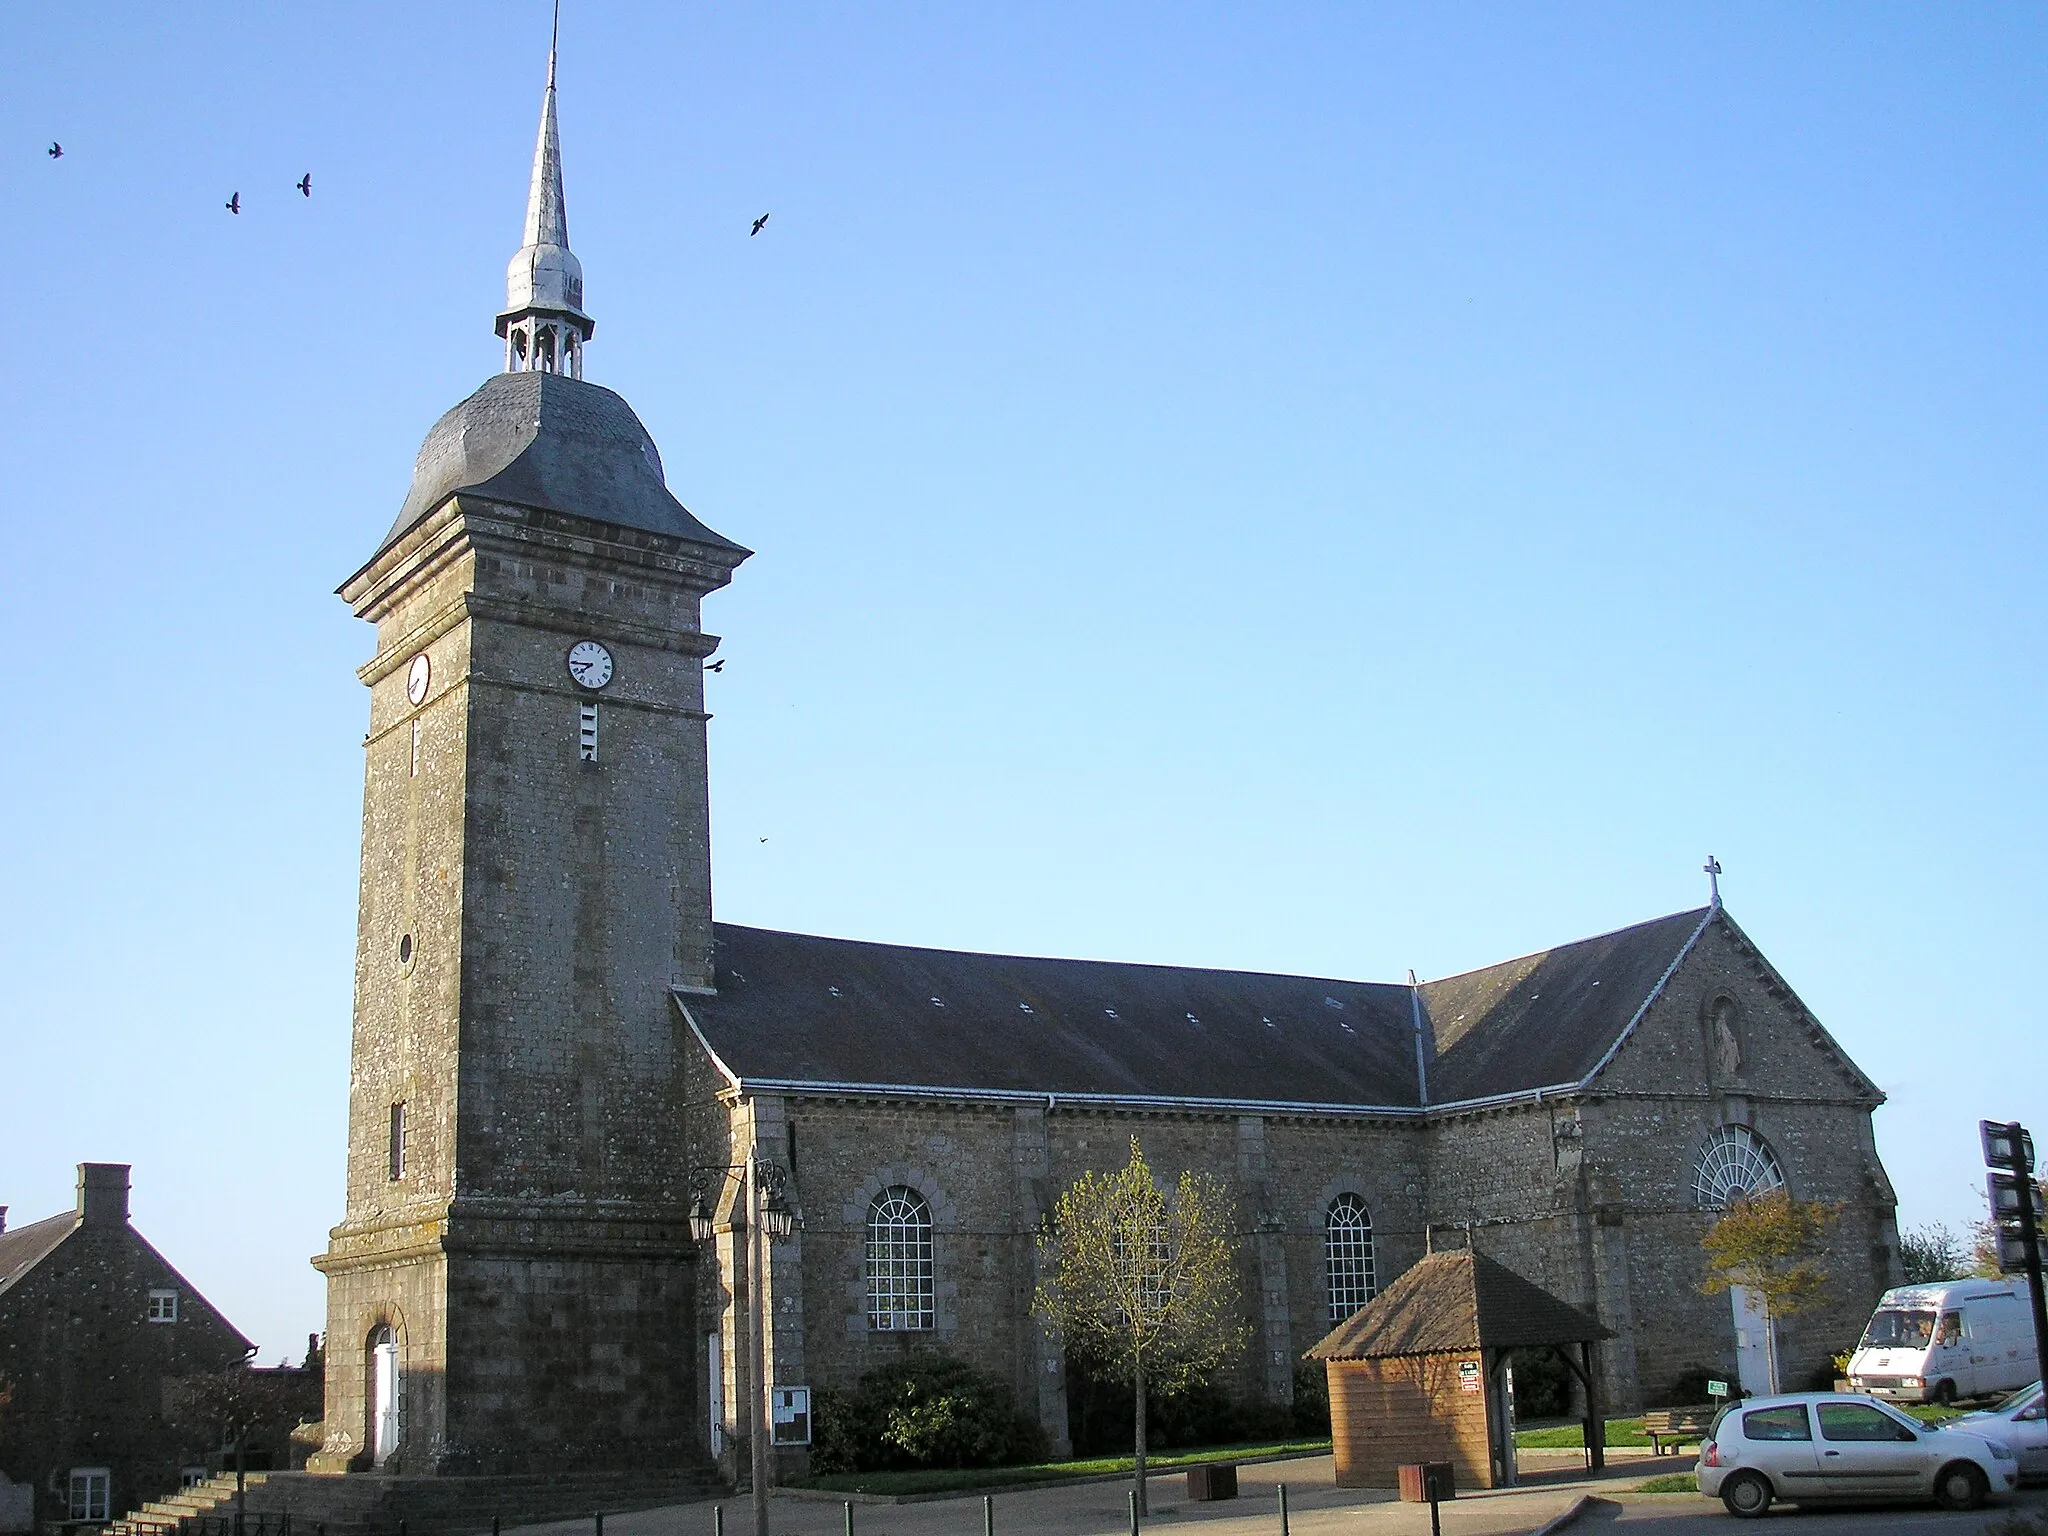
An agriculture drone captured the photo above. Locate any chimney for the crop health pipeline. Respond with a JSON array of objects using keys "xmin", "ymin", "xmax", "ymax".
[
  {"xmin": 76, "ymin": 1163, "xmax": 131, "ymax": 1226},
  {"xmin": 0, "ymin": 1206, "xmax": 8, "ymax": 1234}
]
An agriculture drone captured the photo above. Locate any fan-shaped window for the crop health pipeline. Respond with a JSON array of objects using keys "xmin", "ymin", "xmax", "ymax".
[
  {"xmin": 866, "ymin": 1186, "xmax": 934, "ymax": 1331},
  {"xmin": 1325, "ymin": 1194, "xmax": 1377, "ymax": 1323},
  {"xmin": 1692, "ymin": 1126, "xmax": 1785, "ymax": 1209}
]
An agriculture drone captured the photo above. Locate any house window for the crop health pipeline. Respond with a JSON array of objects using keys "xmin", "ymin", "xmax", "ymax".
[
  {"xmin": 388, "ymin": 1102, "xmax": 407, "ymax": 1181},
  {"xmin": 1324, "ymin": 1194, "xmax": 1377, "ymax": 1323},
  {"xmin": 146, "ymin": 1288, "xmax": 179, "ymax": 1323},
  {"xmin": 1691, "ymin": 1125, "xmax": 1785, "ymax": 1210},
  {"xmin": 578, "ymin": 702, "xmax": 599, "ymax": 762},
  {"xmin": 865, "ymin": 1186, "xmax": 934, "ymax": 1331},
  {"xmin": 68, "ymin": 1469, "xmax": 110, "ymax": 1522}
]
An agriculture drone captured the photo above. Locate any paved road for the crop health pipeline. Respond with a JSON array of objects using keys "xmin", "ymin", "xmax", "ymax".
[
  {"xmin": 506, "ymin": 1458, "xmax": 2047, "ymax": 1536},
  {"xmin": 1575, "ymin": 1486, "xmax": 2048, "ymax": 1532}
]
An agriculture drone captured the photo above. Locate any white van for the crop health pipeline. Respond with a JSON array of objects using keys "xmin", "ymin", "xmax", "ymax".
[{"xmin": 1849, "ymin": 1280, "xmax": 2041, "ymax": 1405}]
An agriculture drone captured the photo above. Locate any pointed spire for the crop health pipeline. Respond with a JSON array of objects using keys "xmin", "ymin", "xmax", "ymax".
[
  {"xmin": 498, "ymin": 2, "xmax": 594, "ymax": 377},
  {"xmin": 523, "ymin": 33, "xmax": 568, "ymax": 250}
]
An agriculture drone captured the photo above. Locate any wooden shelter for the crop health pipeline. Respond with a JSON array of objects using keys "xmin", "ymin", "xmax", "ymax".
[{"xmin": 1306, "ymin": 1247, "xmax": 1613, "ymax": 1491}]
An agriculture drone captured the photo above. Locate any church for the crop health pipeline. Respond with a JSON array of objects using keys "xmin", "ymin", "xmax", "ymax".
[{"xmin": 310, "ymin": 40, "xmax": 1900, "ymax": 1485}]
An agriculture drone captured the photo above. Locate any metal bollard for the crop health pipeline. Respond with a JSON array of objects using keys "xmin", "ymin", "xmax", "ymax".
[
  {"xmin": 1277, "ymin": 1483, "xmax": 1289, "ymax": 1536},
  {"xmin": 843, "ymin": 1499, "xmax": 854, "ymax": 1536},
  {"xmin": 1128, "ymin": 1489, "xmax": 1138, "ymax": 1535},
  {"xmin": 982, "ymin": 1494, "xmax": 993, "ymax": 1536},
  {"xmin": 595, "ymin": 1514, "xmax": 604, "ymax": 1536},
  {"xmin": 712, "ymin": 1506, "xmax": 723, "ymax": 1536}
]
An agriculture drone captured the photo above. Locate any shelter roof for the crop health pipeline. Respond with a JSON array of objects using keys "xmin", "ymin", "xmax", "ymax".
[{"xmin": 1305, "ymin": 1249, "xmax": 1613, "ymax": 1361}]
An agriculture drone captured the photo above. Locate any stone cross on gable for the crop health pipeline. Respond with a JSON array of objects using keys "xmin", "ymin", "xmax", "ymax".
[{"xmin": 1704, "ymin": 855, "xmax": 1723, "ymax": 907}]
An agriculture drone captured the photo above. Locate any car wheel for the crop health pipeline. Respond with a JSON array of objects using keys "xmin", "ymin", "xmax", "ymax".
[
  {"xmin": 1933, "ymin": 1379, "xmax": 1958, "ymax": 1407},
  {"xmin": 1719, "ymin": 1471, "xmax": 1773, "ymax": 1518},
  {"xmin": 1933, "ymin": 1461, "xmax": 1988, "ymax": 1511}
]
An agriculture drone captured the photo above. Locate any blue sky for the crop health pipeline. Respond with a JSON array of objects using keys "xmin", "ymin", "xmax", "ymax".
[{"xmin": 2, "ymin": 4, "xmax": 2042, "ymax": 1363}]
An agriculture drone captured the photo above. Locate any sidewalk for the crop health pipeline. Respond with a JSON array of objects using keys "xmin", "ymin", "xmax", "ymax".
[{"xmin": 504, "ymin": 1452, "xmax": 1676, "ymax": 1536}]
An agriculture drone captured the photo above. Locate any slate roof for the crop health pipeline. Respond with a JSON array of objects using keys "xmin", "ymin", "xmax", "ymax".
[
  {"xmin": 1418, "ymin": 907, "xmax": 1710, "ymax": 1102},
  {"xmin": 0, "ymin": 1211, "xmax": 76, "ymax": 1298},
  {"xmin": 381, "ymin": 371, "xmax": 748, "ymax": 559},
  {"xmin": 1305, "ymin": 1249, "xmax": 1613, "ymax": 1360},
  {"xmin": 680, "ymin": 907, "xmax": 1722, "ymax": 1112}
]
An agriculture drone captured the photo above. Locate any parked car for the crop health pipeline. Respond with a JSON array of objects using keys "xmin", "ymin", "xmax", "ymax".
[
  {"xmin": 1848, "ymin": 1279, "xmax": 2040, "ymax": 1404},
  {"xmin": 1697, "ymin": 1391, "xmax": 2020, "ymax": 1518},
  {"xmin": 1955, "ymin": 1382, "xmax": 2047, "ymax": 1483}
]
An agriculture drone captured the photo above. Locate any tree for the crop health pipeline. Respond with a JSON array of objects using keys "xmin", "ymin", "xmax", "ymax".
[
  {"xmin": 1700, "ymin": 1189, "xmax": 1839, "ymax": 1394},
  {"xmin": 171, "ymin": 1365, "xmax": 305, "ymax": 1528},
  {"xmin": 1899, "ymin": 1222, "xmax": 1971, "ymax": 1285},
  {"xmin": 1035, "ymin": 1137, "xmax": 1246, "ymax": 1515}
]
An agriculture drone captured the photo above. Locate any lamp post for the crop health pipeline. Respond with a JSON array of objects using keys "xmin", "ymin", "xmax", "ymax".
[{"xmin": 691, "ymin": 1159, "xmax": 795, "ymax": 1536}]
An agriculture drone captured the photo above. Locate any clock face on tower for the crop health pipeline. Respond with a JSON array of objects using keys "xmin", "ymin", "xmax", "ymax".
[
  {"xmin": 567, "ymin": 639, "xmax": 614, "ymax": 690},
  {"xmin": 405, "ymin": 653, "xmax": 431, "ymax": 706}
]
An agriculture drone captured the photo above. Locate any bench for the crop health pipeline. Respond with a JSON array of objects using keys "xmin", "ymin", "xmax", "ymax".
[{"xmin": 1643, "ymin": 1406, "xmax": 1717, "ymax": 1455}]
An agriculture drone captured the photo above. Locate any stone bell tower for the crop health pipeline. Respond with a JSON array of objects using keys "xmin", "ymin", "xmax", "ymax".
[{"xmin": 312, "ymin": 33, "xmax": 748, "ymax": 1475}]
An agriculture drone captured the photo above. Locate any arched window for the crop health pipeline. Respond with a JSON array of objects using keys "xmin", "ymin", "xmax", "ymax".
[
  {"xmin": 1324, "ymin": 1194, "xmax": 1376, "ymax": 1323},
  {"xmin": 866, "ymin": 1186, "xmax": 934, "ymax": 1331},
  {"xmin": 1691, "ymin": 1126, "xmax": 1785, "ymax": 1210}
]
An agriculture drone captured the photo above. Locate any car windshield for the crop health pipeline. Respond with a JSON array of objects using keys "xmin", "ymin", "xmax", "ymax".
[
  {"xmin": 1992, "ymin": 1382, "xmax": 2044, "ymax": 1416},
  {"xmin": 1860, "ymin": 1309, "xmax": 1936, "ymax": 1349}
]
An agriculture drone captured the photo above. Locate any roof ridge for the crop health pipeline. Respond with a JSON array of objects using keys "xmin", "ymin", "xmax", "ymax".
[
  {"xmin": 711, "ymin": 922, "xmax": 1406, "ymax": 990},
  {"xmin": 711, "ymin": 911, "xmax": 1712, "ymax": 992}
]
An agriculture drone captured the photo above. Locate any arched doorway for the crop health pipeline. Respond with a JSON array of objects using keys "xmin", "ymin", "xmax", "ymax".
[{"xmin": 368, "ymin": 1325, "xmax": 400, "ymax": 1466}]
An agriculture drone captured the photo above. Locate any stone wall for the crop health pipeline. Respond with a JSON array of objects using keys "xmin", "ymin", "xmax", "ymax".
[{"xmin": 317, "ymin": 493, "xmax": 738, "ymax": 1475}]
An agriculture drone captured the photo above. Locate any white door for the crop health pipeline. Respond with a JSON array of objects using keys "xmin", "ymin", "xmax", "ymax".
[
  {"xmin": 372, "ymin": 1338, "xmax": 400, "ymax": 1463},
  {"xmin": 1732, "ymin": 1286, "xmax": 1774, "ymax": 1395},
  {"xmin": 707, "ymin": 1333, "xmax": 724, "ymax": 1457}
]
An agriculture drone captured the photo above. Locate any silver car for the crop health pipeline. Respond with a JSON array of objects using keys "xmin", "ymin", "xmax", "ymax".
[
  {"xmin": 1696, "ymin": 1391, "xmax": 2020, "ymax": 1517},
  {"xmin": 1955, "ymin": 1382, "xmax": 2048, "ymax": 1483}
]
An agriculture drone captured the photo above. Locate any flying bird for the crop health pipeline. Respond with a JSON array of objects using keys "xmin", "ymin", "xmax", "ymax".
[
  {"xmin": 705, "ymin": 658, "xmax": 725, "ymax": 673},
  {"xmin": 750, "ymin": 213, "xmax": 770, "ymax": 236},
  {"xmin": 296, "ymin": 174, "xmax": 311, "ymax": 197},
  {"xmin": 225, "ymin": 192, "xmax": 241, "ymax": 214},
  {"xmin": 47, "ymin": 142, "xmax": 62, "ymax": 159}
]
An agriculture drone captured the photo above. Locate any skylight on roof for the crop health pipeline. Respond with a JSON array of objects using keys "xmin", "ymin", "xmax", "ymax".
[
  {"xmin": 1104, "ymin": 1008, "xmax": 1118, "ymax": 1020},
  {"xmin": 1019, "ymin": 1003, "xmax": 1034, "ymax": 1014},
  {"xmin": 828, "ymin": 986, "xmax": 842, "ymax": 998},
  {"xmin": 929, "ymin": 996, "xmax": 945, "ymax": 1008},
  {"xmin": 1186, "ymin": 1013, "xmax": 1200, "ymax": 1025}
]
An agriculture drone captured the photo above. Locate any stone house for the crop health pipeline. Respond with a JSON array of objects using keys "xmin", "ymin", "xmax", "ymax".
[
  {"xmin": 310, "ymin": 35, "xmax": 1901, "ymax": 1490},
  {"xmin": 0, "ymin": 1166, "xmax": 252, "ymax": 1528}
]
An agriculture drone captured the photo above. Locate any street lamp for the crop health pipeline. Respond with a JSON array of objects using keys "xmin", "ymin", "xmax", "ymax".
[{"xmin": 691, "ymin": 1160, "xmax": 794, "ymax": 1536}]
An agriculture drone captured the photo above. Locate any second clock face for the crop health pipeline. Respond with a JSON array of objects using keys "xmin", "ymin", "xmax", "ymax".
[
  {"xmin": 567, "ymin": 639, "xmax": 614, "ymax": 690},
  {"xmin": 405, "ymin": 653, "xmax": 431, "ymax": 705}
]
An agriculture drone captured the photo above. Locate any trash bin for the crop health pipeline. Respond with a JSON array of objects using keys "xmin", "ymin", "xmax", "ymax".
[
  {"xmin": 1397, "ymin": 1462, "xmax": 1455, "ymax": 1502},
  {"xmin": 1185, "ymin": 1464, "xmax": 1238, "ymax": 1501}
]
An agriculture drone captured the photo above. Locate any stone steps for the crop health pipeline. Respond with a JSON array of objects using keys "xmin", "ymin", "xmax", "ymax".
[{"xmin": 108, "ymin": 1468, "xmax": 725, "ymax": 1536}]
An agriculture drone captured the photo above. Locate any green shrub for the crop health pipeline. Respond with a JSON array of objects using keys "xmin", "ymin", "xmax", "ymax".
[
  {"xmin": 1290, "ymin": 1360, "xmax": 1330, "ymax": 1436},
  {"xmin": 1505, "ymin": 1349, "xmax": 1573, "ymax": 1420},
  {"xmin": 1662, "ymin": 1366, "xmax": 1734, "ymax": 1407},
  {"xmin": 807, "ymin": 1352, "xmax": 1047, "ymax": 1473}
]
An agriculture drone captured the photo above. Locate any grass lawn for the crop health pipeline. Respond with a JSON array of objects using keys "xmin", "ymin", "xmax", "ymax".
[
  {"xmin": 794, "ymin": 1438, "xmax": 1333, "ymax": 1497},
  {"xmin": 1635, "ymin": 1472, "xmax": 1699, "ymax": 1494},
  {"xmin": 1515, "ymin": 1417, "xmax": 1652, "ymax": 1449}
]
